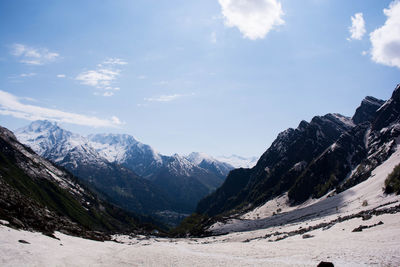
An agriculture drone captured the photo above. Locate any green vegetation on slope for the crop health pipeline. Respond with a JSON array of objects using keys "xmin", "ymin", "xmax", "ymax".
[{"xmin": 385, "ymin": 163, "xmax": 400, "ymax": 195}]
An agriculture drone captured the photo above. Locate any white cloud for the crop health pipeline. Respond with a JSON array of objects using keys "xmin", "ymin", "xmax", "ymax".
[
  {"xmin": 370, "ymin": 0, "xmax": 400, "ymax": 69},
  {"xmin": 348, "ymin": 13, "xmax": 366, "ymax": 40},
  {"xmin": 76, "ymin": 69, "xmax": 120, "ymax": 87},
  {"xmin": 76, "ymin": 58, "xmax": 126, "ymax": 96},
  {"xmin": 11, "ymin": 44, "xmax": 59, "ymax": 65},
  {"xmin": 57, "ymin": 74, "xmax": 66, "ymax": 78},
  {"xmin": 137, "ymin": 75, "xmax": 147, "ymax": 80},
  {"xmin": 144, "ymin": 94, "xmax": 183, "ymax": 102},
  {"xmin": 0, "ymin": 90, "xmax": 122, "ymax": 127},
  {"xmin": 218, "ymin": 0, "xmax": 284, "ymax": 40}
]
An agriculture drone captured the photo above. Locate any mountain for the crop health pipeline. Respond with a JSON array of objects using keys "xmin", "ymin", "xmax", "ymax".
[
  {"xmin": 87, "ymin": 133, "xmax": 164, "ymax": 178},
  {"xmin": 15, "ymin": 122, "xmax": 173, "ymax": 216},
  {"xmin": 87, "ymin": 135, "xmax": 233, "ymax": 212},
  {"xmin": 0, "ymin": 125, "xmax": 154, "ymax": 240},
  {"xmin": 197, "ymin": 85, "xmax": 400, "ymax": 217},
  {"xmin": 185, "ymin": 152, "xmax": 233, "ymax": 179},
  {"xmin": 87, "ymin": 135, "xmax": 233, "ymax": 180}
]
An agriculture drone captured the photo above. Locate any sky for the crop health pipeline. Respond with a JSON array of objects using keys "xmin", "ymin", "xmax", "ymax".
[{"xmin": 0, "ymin": 0, "xmax": 399, "ymax": 158}]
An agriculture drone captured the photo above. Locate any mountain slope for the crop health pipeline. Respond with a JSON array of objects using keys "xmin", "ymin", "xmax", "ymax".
[{"xmin": 0, "ymin": 126, "xmax": 151, "ymax": 239}]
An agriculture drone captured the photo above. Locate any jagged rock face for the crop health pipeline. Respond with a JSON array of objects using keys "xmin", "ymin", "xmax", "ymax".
[
  {"xmin": 198, "ymin": 113, "xmax": 355, "ymax": 216},
  {"xmin": 288, "ymin": 123, "xmax": 370, "ymax": 203},
  {"xmin": 352, "ymin": 96, "xmax": 385, "ymax": 125},
  {"xmin": 372, "ymin": 84, "xmax": 400, "ymax": 132},
  {"xmin": 342, "ymin": 84, "xmax": 400, "ymax": 190},
  {"xmin": 0, "ymin": 126, "xmax": 146, "ymax": 239},
  {"xmin": 197, "ymin": 85, "xmax": 400, "ymax": 217}
]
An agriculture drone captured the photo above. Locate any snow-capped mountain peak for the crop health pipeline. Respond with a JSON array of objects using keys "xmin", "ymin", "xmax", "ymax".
[
  {"xmin": 87, "ymin": 133, "xmax": 163, "ymax": 174},
  {"xmin": 216, "ymin": 154, "xmax": 258, "ymax": 168},
  {"xmin": 15, "ymin": 120, "xmax": 106, "ymax": 168},
  {"xmin": 186, "ymin": 152, "xmax": 217, "ymax": 165},
  {"xmin": 87, "ymin": 133, "xmax": 138, "ymax": 163}
]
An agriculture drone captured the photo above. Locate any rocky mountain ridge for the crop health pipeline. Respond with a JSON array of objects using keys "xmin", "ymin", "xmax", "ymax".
[{"xmin": 197, "ymin": 84, "xmax": 400, "ymax": 217}]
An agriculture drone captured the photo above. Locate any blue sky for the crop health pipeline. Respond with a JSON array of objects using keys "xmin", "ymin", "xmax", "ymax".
[{"xmin": 0, "ymin": 0, "xmax": 399, "ymax": 158}]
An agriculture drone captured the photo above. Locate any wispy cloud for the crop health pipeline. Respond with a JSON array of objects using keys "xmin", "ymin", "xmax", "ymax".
[
  {"xmin": 57, "ymin": 74, "xmax": 66, "ymax": 78},
  {"xmin": 137, "ymin": 75, "xmax": 147, "ymax": 80},
  {"xmin": 20, "ymin": 73, "xmax": 36, "ymax": 78},
  {"xmin": 144, "ymin": 94, "xmax": 183, "ymax": 102},
  {"xmin": 11, "ymin": 44, "xmax": 59, "ymax": 65},
  {"xmin": 218, "ymin": 0, "xmax": 284, "ymax": 40},
  {"xmin": 102, "ymin": 57, "xmax": 128, "ymax": 65},
  {"xmin": 76, "ymin": 58, "xmax": 126, "ymax": 95},
  {"xmin": 370, "ymin": 0, "xmax": 400, "ymax": 69},
  {"xmin": 0, "ymin": 90, "xmax": 123, "ymax": 127},
  {"xmin": 348, "ymin": 13, "xmax": 366, "ymax": 41}
]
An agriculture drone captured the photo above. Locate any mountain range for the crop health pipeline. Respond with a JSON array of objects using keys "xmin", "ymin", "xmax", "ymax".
[{"xmin": 15, "ymin": 122, "xmax": 235, "ymax": 224}]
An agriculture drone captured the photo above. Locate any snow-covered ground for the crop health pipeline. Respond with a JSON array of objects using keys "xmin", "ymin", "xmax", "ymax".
[{"xmin": 0, "ymin": 210, "xmax": 399, "ymax": 266}]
